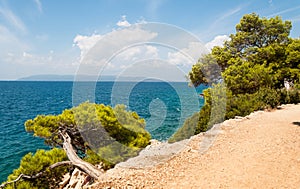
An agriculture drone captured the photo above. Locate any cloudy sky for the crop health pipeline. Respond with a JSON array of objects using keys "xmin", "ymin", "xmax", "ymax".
[{"xmin": 1, "ymin": 0, "xmax": 300, "ymax": 80}]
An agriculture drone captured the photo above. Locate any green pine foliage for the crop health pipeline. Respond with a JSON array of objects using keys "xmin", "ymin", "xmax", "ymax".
[
  {"xmin": 181, "ymin": 13, "xmax": 300, "ymax": 136},
  {"xmin": 3, "ymin": 102, "xmax": 151, "ymax": 188},
  {"xmin": 24, "ymin": 102, "xmax": 151, "ymax": 167},
  {"xmin": 4, "ymin": 148, "xmax": 68, "ymax": 189},
  {"xmin": 170, "ymin": 83, "xmax": 226, "ymax": 141},
  {"xmin": 168, "ymin": 112, "xmax": 199, "ymax": 143}
]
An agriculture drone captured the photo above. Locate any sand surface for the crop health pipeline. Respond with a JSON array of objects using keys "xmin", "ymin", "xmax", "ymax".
[{"xmin": 91, "ymin": 104, "xmax": 300, "ymax": 189}]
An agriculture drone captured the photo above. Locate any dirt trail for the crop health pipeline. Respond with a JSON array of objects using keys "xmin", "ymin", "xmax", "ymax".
[{"xmin": 91, "ymin": 104, "xmax": 300, "ymax": 189}]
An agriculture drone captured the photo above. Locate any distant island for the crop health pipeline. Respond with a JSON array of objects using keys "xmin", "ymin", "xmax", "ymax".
[{"xmin": 17, "ymin": 74, "xmax": 187, "ymax": 82}]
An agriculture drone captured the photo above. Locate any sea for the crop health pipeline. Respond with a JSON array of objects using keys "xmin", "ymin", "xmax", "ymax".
[{"xmin": 0, "ymin": 81, "xmax": 205, "ymax": 182}]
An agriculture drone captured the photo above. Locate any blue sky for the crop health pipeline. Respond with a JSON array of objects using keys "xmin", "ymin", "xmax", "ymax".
[{"xmin": 0, "ymin": 0, "xmax": 300, "ymax": 80}]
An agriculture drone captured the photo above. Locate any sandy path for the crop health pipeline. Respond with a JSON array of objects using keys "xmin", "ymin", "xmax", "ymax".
[{"xmin": 91, "ymin": 104, "xmax": 300, "ymax": 189}]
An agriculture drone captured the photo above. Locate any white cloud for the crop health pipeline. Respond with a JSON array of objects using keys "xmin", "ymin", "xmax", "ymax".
[
  {"xmin": 168, "ymin": 51, "xmax": 190, "ymax": 66},
  {"xmin": 145, "ymin": 45, "xmax": 158, "ymax": 57},
  {"xmin": 0, "ymin": 58, "xmax": 77, "ymax": 80},
  {"xmin": 116, "ymin": 15, "xmax": 131, "ymax": 27},
  {"xmin": 109, "ymin": 27, "xmax": 157, "ymax": 44},
  {"xmin": 72, "ymin": 26, "xmax": 158, "ymax": 76},
  {"xmin": 72, "ymin": 23, "xmax": 209, "ymax": 79},
  {"xmin": 118, "ymin": 46, "xmax": 141, "ymax": 60},
  {"xmin": 168, "ymin": 42, "xmax": 208, "ymax": 66},
  {"xmin": 73, "ymin": 27, "xmax": 158, "ymax": 67},
  {"xmin": 117, "ymin": 45, "xmax": 158, "ymax": 61},
  {"xmin": 2, "ymin": 48, "xmax": 79, "ymax": 79},
  {"xmin": 6, "ymin": 50, "xmax": 52, "ymax": 66},
  {"xmin": 75, "ymin": 26, "xmax": 157, "ymax": 62},
  {"xmin": 102, "ymin": 44, "xmax": 159, "ymax": 75},
  {"xmin": 114, "ymin": 59, "xmax": 188, "ymax": 82},
  {"xmin": 23, "ymin": 52, "xmax": 33, "ymax": 58},
  {"xmin": 0, "ymin": 25, "xmax": 78, "ymax": 79},
  {"xmin": 34, "ymin": 0, "xmax": 42, "ymax": 13},
  {"xmin": 0, "ymin": 6, "xmax": 27, "ymax": 33},
  {"xmin": 137, "ymin": 16, "xmax": 147, "ymax": 24},
  {"xmin": 205, "ymin": 35, "xmax": 230, "ymax": 50},
  {"xmin": 73, "ymin": 34, "xmax": 102, "ymax": 61}
]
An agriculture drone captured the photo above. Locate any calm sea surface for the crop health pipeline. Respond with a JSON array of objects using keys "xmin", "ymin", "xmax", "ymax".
[{"xmin": 0, "ymin": 81, "xmax": 204, "ymax": 182}]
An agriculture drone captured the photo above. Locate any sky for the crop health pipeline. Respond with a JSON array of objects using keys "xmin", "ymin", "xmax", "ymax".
[{"xmin": 1, "ymin": 0, "xmax": 300, "ymax": 80}]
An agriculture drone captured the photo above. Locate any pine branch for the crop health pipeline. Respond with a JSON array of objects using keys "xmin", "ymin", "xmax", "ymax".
[{"xmin": 0, "ymin": 161, "xmax": 72, "ymax": 188}]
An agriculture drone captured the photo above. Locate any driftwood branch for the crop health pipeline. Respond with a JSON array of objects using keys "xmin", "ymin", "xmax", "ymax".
[{"xmin": 0, "ymin": 161, "xmax": 72, "ymax": 188}]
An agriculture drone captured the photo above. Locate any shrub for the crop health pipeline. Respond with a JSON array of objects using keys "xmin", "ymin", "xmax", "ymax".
[
  {"xmin": 168, "ymin": 112, "xmax": 199, "ymax": 143},
  {"xmin": 4, "ymin": 148, "xmax": 68, "ymax": 189},
  {"xmin": 279, "ymin": 88, "xmax": 300, "ymax": 104},
  {"xmin": 192, "ymin": 87, "xmax": 282, "ymax": 136}
]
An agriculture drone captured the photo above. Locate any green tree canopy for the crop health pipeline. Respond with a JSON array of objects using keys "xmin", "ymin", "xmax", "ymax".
[
  {"xmin": 2, "ymin": 102, "xmax": 151, "ymax": 188},
  {"xmin": 190, "ymin": 13, "xmax": 299, "ymax": 90},
  {"xmin": 25, "ymin": 102, "xmax": 151, "ymax": 166},
  {"xmin": 187, "ymin": 13, "xmax": 300, "ymax": 135}
]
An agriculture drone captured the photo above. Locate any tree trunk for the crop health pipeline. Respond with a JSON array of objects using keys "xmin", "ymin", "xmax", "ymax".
[{"xmin": 59, "ymin": 130, "xmax": 103, "ymax": 179}]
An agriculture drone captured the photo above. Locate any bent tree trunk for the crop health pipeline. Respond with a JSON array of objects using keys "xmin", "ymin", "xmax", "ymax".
[{"xmin": 59, "ymin": 130, "xmax": 103, "ymax": 179}]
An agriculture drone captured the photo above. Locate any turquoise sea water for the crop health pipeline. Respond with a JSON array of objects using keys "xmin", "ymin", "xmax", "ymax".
[{"xmin": 0, "ymin": 81, "xmax": 204, "ymax": 182}]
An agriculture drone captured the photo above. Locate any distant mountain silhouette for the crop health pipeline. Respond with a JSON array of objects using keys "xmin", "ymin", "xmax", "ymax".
[{"xmin": 17, "ymin": 75, "xmax": 181, "ymax": 82}]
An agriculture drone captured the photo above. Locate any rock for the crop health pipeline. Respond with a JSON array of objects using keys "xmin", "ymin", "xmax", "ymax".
[
  {"xmin": 116, "ymin": 139, "xmax": 189, "ymax": 169},
  {"xmin": 149, "ymin": 139, "xmax": 161, "ymax": 145},
  {"xmin": 234, "ymin": 116, "xmax": 244, "ymax": 119},
  {"xmin": 62, "ymin": 168, "xmax": 90, "ymax": 189}
]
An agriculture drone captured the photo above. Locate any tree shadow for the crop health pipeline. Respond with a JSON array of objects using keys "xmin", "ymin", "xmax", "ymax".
[{"xmin": 292, "ymin": 122, "xmax": 300, "ymax": 126}]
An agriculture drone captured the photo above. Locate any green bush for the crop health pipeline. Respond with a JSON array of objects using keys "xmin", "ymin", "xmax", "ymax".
[
  {"xmin": 3, "ymin": 102, "xmax": 151, "ymax": 188},
  {"xmin": 256, "ymin": 87, "xmax": 280, "ymax": 109},
  {"xmin": 193, "ymin": 84, "xmax": 226, "ymax": 135},
  {"xmin": 4, "ymin": 148, "xmax": 68, "ymax": 189},
  {"xmin": 279, "ymin": 88, "xmax": 300, "ymax": 104},
  {"xmin": 168, "ymin": 112, "xmax": 199, "ymax": 143},
  {"xmin": 226, "ymin": 87, "xmax": 280, "ymax": 119},
  {"xmin": 24, "ymin": 102, "xmax": 151, "ymax": 167},
  {"xmin": 192, "ymin": 87, "xmax": 281, "ymax": 135}
]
